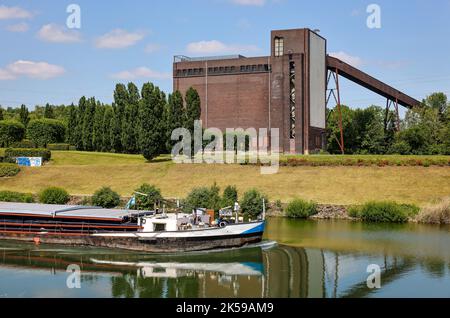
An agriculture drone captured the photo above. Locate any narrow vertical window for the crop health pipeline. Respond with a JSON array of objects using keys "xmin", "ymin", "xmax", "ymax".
[{"xmin": 274, "ymin": 37, "xmax": 284, "ymax": 57}]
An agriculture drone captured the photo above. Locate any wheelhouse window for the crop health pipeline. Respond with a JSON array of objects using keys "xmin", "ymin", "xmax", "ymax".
[{"xmin": 274, "ymin": 37, "xmax": 284, "ymax": 57}]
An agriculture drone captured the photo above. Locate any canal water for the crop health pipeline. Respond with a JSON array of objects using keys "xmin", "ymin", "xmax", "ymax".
[{"xmin": 0, "ymin": 218, "xmax": 449, "ymax": 298}]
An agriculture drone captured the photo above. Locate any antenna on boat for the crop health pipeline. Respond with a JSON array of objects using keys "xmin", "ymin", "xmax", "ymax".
[{"xmin": 262, "ymin": 198, "xmax": 266, "ymax": 221}]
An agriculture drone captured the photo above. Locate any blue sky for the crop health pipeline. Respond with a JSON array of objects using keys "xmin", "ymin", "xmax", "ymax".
[{"xmin": 0, "ymin": 0, "xmax": 449, "ymax": 116}]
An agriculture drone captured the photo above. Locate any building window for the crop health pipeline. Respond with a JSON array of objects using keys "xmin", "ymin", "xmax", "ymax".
[{"xmin": 274, "ymin": 37, "xmax": 284, "ymax": 57}]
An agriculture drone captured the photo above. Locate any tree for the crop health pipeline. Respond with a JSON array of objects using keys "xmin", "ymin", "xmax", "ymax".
[
  {"xmin": 165, "ymin": 91, "xmax": 185, "ymax": 152},
  {"xmin": 27, "ymin": 119, "xmax": 66, "ymax": 147},
  {"xmin": 134, "ymin": 184, "xmax": 163, "ymax": 210},
  {"xmin": 184, "ymin": 87, "xmax": 201, "ymax": 132},
  {"xmin": 82, "ymin": 97, "xmax": 96, "ymax": 151},
  {"xmin": 122, "ymin": 83, "xmax": 140, "ymax": 154},
  {"xmin": 0, "ymin": 106, "xmax": 4, "ymax": 121},
  {"xmin": 67, "ymin": 104, "xmax": 78, "ymax": 146},
  {"xmin": 102, "ymin": 106, "xmax": 113, "ymax": 152},
  {"xmin": 110, "ymin": 106, "xmax": 122, "ymax": 153},
  {"xmin": 92, "ymin": 103, "xmax": 105, "ymax": 152},
  {"xmin": 424, "ymin": 92, "xmax": 448, "ymax": 120},
  {"xmin": 113, "ymin": 83, "xmax": 129, "ymax": 151},
  {"xmin": 326, "ymin": 105, "xmax": 356, "ymax": 154},
  {"xmin": 241, "ymin": 189, "xmax": 268, "ymax": 218},
  {"xmin": 75, "ymin": 97, "xmax": 87, "ymax": 150},
  {"xmin": 19, "ymin": 104, "xmax": 30, "ymax": 127},
  {"xmin": 139, "ymin": 83, "xmax": 165, "ymax": 161},
  {"xmin": 0, "ymin": 120, "xmax": 25, "ymax": 147},
  {"xmin": 222, "ymin": 185, "xmax": 238, "ymax": 208},
  {"xmin": 44, "ymin": 103, "xmax": 55, "ymax": 119}
]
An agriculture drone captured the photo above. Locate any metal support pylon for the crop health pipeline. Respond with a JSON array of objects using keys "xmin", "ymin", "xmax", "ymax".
[{"xmin": 326, "ymin": 69, "xmax": 345, "ymax": 154}]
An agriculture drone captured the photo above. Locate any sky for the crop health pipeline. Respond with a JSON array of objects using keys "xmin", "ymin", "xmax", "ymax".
[{"xmin": 0, "ymin": 0, "xmax": 449, "ymax": 117}]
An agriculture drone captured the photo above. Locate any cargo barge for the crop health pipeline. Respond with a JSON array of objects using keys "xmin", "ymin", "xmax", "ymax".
[{"xmin": 0, "ymin": 202, "xmax": 265, "ymax": 253}]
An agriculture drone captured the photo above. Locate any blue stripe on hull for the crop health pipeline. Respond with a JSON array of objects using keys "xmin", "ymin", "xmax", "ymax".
[{"xmin": 242, "ymin": 221, "xmax": 265, "ymax": 235}]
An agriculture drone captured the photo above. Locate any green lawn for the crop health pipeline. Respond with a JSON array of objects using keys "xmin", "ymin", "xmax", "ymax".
[{"xmin": 1, "ymin": 151, "xmax": 449, "ymax": 206}]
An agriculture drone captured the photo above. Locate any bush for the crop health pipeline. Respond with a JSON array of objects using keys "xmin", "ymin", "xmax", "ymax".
[
  {"xmin": 47, "ymin": 143, "xmax": 70, "ymax": 151},
  {"xmin": 5, "ymin": 148, "xmax": 52, "ymax": 161},
  {"xmin": 348, "ymin": 201, "xmax": 420, "ymax": 223},
  {"xmin": 285, "ymin": 198, "xmax": 318, "ymax": 218},
  {"xmin": 184, "ymin": 183, "xmax": 222, "ymax": 212},
  {"xmin": 0, "ymin": 163, "xmax": 20, "ymax": 177},
  {"xmin": 222, "ymin": 185, "xmax": 238, "ymax": 207},
  {"xmin": 27, "ymin": 119, "xmax": 66, "ymax": 148},
  {"xmin": 92, "ymin": 187, "xmax": 121, "ymax": 208},
  {"xmin": 241, "ymin": 189, "xmax": 268, "ymax": 218},
  {"xmin": 39, "ymin": 187, "xmax": 70, "ymax": 205},
  {"xmin": 0, "ymin": 191, "xmax": 34, "ymax": 203},
  {"xmin": 134, "ymin": 184, "xmax": 163, "ymax": 210},
  {"xmin": 0, "ymin": 120, "xmax": 26, "ymax": 147},
  {"xmin": 416, "ymin": 198, "xmax": 450, "ymax": 225}
]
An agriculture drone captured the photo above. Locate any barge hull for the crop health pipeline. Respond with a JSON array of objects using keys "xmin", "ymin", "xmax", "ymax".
[{"xmin": 0, "ymin": 231, "xmax": 264, "ymax": 253}]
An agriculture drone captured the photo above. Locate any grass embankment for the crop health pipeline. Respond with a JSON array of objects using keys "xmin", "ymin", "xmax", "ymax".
[
  {"xmin": 0, "ymin": 151, "xmax": 449, "ymax": 206},
  {"xmin": 280, "ymin": 154, "xmax": 450, "ymax": 167}
]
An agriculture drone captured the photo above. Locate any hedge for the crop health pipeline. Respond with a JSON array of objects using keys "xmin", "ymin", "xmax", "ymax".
[
  {"xmin": 47, "ymin": 143, "xmax": 71, "ymax": 151},
  {"xmin": 5, "ymin": 148, "xmax": 52, "ymax": 161},
  {"xmin": 27, "ymin": 119, "xmax": 66, "ymax": 148},
  {"xmin": 0, "ymin": 191, "xmax": 34, "ymax": 203},
  {"xmin": 0, "ymin": 163, "xmax": 20, "ymax": 177},
  {"xmin": 0, "ymin": 120, "xmax": 25, "ymax": 147},
  {"xmin": 10, "ymin": 139, "xmax": 36, "ymax": 149},
  {"xmin": 92, "ymin": 187, "xmax": 121, "ymax": 208}
]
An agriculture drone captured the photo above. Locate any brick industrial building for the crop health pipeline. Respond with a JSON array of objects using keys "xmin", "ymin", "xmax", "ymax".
[{"xmin": 173, "ymin": 28, "xmax": 420, "ymax": 154}]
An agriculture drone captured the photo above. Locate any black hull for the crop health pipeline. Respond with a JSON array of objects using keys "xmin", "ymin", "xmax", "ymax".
[{"xmin": 0, "ymin": 231, "xmax": 264, "ymax": 253}]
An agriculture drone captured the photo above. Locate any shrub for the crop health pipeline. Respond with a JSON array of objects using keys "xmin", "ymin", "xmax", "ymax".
[
  {"xmin": 27, "ymin": 119, "xmax": 66, "ymax": 148},
  {"xmin": 184, "ymin": 183, "xmax": 222, "ymax": 212},
  {"xmin": 0, "ymin": 163, "xmax": 20, "ymax": 177},
  {"xmin": 134, "ymin": 184, "xmax": 163, "ymax": 210},
  {"xmin": 285, "ymin": 198, "xmax": 318, "ymax": 218},
  {"xmin": 5, "ymin": 148, "xmax": 51, "ymax": 161},
  {"xmin": 416, "ymin": 198, "xmax": 450, "ymax": 225},
  {"xmin": 222, "ymin": 185, "xmax": 238, "ymax": 207},
  {"xmin": 349, "ymin": 201, "xmax": 420, "ymax": 223},
  {"xmin": 39, "ymin": 187, "xmax": 70, "ymax": 205},
  {"xmin": 0, "ymin": 120, "xmax": 26, "ymax": 147},
  {"xmin": 47, "ymin": 143, "xmax": 70, "ymax": 151},
  {"xmin": 92, "ymin": 187, "xmax": 121, "ymax": 208},
  {"xmin": 0, "ymin": 191, "xmax": 34, "ymax": 203},
  {"xmin": 241, "ymin": 189, "xmax": 268, "ymax": 218}
]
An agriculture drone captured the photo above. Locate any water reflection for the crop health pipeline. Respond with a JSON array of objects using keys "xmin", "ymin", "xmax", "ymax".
[{"xmin": 1, "ymin": 219, "xmax": 450, "ymax": 298}]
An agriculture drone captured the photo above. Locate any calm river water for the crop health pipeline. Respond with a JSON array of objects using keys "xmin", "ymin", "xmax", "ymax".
[{"xmin": 0, "ymin": 218, "xmax": 449, "ymax": 298}]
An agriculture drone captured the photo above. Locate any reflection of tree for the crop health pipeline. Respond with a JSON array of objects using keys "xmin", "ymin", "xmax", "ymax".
[
  {"xmin": 110, "ymin": 273, "xmax": 200, "ymax": 298},
  {"xmin": 111, "ymin": 274, "xmax": 137, "ymax": 298},
  {"xmin": 420, "ymin": 258, "xmax": 446, "ymax": 278}
]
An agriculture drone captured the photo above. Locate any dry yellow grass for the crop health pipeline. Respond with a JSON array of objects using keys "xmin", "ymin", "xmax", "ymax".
[
  {"xmin": 416, "ymin": 197, "xmax": 450, "ymax": 224},
  {"xmin": 0, "ymin": 151, "xmax": 449, "ymax": 205}
]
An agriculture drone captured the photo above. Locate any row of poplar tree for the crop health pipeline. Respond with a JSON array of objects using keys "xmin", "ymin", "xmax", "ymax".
[{"xmin": 64, "ymin": 82, "xmax": 200, "ymax": 160}]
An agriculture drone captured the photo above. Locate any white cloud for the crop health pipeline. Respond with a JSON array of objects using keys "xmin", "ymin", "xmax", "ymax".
[
  {"xmin": 111, "ymin": 67, "xmax": 171, "ymax": 80},
  {"xmin": 330, "ymin": 51, "xmax": 364, "ymax": 68},
  {"xmin": 144, "ymin": 43, "xmax": 163, "ymax": 53},
  {"xmin": 0, "ymin": 60, "xmax": 65, "ymax": 80},
  {"xmin": 0, "ymin": 5, "xmax": 33, "ymax": 20},
  {"xmin": 186, "ymin": 40, "xmax": 260, "ymax": 55},
  {"xmin": 231, "ymin": 0, "xmax": 266, "ymax": 6},
  {"xmin": 95, "ymin": 29, "xmax": 145, "ymax": 49},
  {"xmin": 37, "ymin": 24, "xmax": 82, "ymax": 43},
  {"xmin": 6, "ymin": 22, "xmax": 29, "ymax": 32}
]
